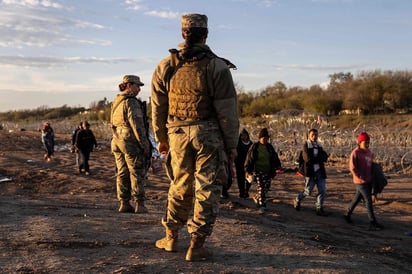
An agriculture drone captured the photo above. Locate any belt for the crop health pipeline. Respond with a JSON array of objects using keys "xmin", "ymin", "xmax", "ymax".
[{"xmin": 115, "ymin": 127, "xmax": 130, "ymax": 134}]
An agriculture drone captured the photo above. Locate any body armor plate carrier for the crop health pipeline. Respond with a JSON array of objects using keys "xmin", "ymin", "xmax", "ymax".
[{"xmin": 168, "ymin": 51, "xmax": 212, "ymax": 120}]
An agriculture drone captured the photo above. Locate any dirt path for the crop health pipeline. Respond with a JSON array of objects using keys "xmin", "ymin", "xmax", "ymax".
[{"xmin": 0, "ymin": 130, "xmax": 411, "ymax": 273}]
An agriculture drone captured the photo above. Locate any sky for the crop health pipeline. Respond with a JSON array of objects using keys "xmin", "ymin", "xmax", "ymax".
[{"xmin": 1, "ymin": 0, "xmax": 411, "ymax": 112}]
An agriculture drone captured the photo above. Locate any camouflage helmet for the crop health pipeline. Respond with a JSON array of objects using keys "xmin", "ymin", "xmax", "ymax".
[
  {"xmin": 181, "ymin": 13, "xmax": 208, "ymax": 29},
  {"xmin": 122, "ymin": 75, "xmax": 144, "ymax": 86}
]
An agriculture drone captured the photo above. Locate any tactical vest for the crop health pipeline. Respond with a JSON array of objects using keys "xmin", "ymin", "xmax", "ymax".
[
  {"xmin": 168, "ymin": 50, "xmax": 213, "ymax": 120},
  {"xmin": 111, "ymin": 96, "xmax": 146, "ymax": 128}
]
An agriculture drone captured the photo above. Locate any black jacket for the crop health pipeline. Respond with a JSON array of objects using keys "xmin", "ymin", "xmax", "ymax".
[
  {"xmin": 234, "ymin": 131, "xmax": 252, "ymax": 171},
  {"xmin": 244, "ymin": 142, "xmax": 281, "ymax": 178},
  {"xmin": 301, "ymin": 141, "xmax": 328, "ymax": 179},
  {"xmin": 75, "ymin": 129, "xmax": 97, "ymax": 152}
]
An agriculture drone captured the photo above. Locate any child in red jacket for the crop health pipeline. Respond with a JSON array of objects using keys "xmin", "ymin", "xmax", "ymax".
[{"xmin": 344, "ymin": 132, "xmax": 384, "ymax": 231}]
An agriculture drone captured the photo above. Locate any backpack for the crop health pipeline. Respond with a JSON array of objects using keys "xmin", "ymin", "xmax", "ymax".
[{"xmin": 371, "ymin": 162, "xmax": 388, "ymax": 196}]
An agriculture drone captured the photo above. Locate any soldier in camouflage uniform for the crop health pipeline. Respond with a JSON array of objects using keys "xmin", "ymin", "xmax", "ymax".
[
  {"xmin": 151, "ymin": 14, "xmax": 239, "ymax": 261},
  {"xmin": 111, "ymin": 75, "xmax": 151, "ymax": 214}
]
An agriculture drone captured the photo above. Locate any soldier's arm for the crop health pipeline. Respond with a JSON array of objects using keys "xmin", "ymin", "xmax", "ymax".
[
  {"xmin": 151, "ymin": 59, "xmax": 170, "ymax": 144},
  {"xmin": 209, "ymin": 58, "xmax": 239, "ymax": 150}
]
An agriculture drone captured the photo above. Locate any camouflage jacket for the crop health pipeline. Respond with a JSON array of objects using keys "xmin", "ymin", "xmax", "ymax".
[{"xmin": 111, "ymin": 94, "xmax": 150, "ymax": 152}]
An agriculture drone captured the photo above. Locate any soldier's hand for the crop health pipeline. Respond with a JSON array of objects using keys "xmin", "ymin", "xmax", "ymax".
[{"xmin": 227, "ymin": 148, "xmax": 237, "ymax": 162}]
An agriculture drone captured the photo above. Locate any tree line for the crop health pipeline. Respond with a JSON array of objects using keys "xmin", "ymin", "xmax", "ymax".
[
  {"xmin": 1, "ymin": 69, "xmax": 411, "ymax": 123},
  {"xmin": 0, "ymin": 98, "xmax": 111, "ymax": 123},
  {"xmin": 238, "ymin": 70, "xmax": 412, "ymax": 117}
]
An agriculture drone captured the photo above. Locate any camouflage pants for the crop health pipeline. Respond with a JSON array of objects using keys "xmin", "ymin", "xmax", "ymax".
[
  {"xmin": 111, "ymin": 137, "xmax": 147, "ymax": 202},
  {"xmin": 162, "ymin": 122, "xmax": 228, "ymax": 237}
]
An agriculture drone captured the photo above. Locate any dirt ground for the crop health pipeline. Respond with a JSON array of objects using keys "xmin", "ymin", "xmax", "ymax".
[{"xmin": 0, "ymin": 130, "xmax": 411, "ymax": 274}]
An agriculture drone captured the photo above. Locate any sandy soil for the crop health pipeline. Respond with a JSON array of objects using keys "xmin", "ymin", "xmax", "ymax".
[{"xmin": 0, "ymin": 130, "xmax": 411, "ymax": 274}]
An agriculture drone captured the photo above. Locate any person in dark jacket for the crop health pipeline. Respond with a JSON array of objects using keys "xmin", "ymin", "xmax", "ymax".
[
  {"xmin": 74, "ymin": 121, "xmax": 97, "ymax": 175},
  {"xmin": 244, "ymin": 128, "xmax": 281, "ymax": 213},
  {"xmin": 235, "ymin": 128, "xmax": 253, "ymax": 198},
  {"xmin": 222, "ymin": 129, "xmax": 252, "ymax": 199},
  {"xmin": 41, "ymin": 121, "xmax": 54, "ymax": 162},
  {"xmin": 71, "ymin": 122, "xmax": 82, "ymax": 168},
  {"xmin": 293, "ymin": 128, "xmax": 329, "ymax": 216}
]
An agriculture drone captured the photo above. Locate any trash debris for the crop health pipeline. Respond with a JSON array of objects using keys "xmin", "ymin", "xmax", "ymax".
[{"xmin": 0, "ymin": 175, "xmax": 13, "ymax": 183}]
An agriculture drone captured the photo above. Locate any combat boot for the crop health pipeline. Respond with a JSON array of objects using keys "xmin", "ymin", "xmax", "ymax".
[
  {"xmin": 155, "ymin": 229, "xmax": 178, "ymax": 252},
  {"xmin": 135, "ymin": 200, "xmax": 148, "ymax": 213},
  {"xmin": 185, "ymin": 233, "xmax": 212, "ymax": 262},
  {"xmin": 118, "ymin": 200, "xmax": 134, "ymax": 213}
]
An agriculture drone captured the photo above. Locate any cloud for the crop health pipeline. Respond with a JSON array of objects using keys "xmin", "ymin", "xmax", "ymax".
[
  {"xmin": 124, "ymin": 0, "xmax": 144, "ymax": 11},
  {"xmin": 230, "ymin": 0, "xmax": 278, "ymax": 8},
  {"xmin": 124, "ymin": 0, "xmax": 180, "ymax": 18},
  {"xmin": 310, "ymin": 0, "xmax": 354, "ymax": 3},
  {"xmin": 124, "ymin": 0, "xmax": 180, "ymax": 19},
  {"xmin": 73, "ymin": 20, "xmax": 105, "ymax": 30},
  {"xmin": 1, "ymin": 0, "xmax": 64, "ymax": 9},
  {"xmin": 144, "ymin": 9, "xmax": 180, "ymax": 19},
  {"xmin": 259, "ymin": 0, "xmax": 277, "ymax": 8},
  {"xmin": 0, "ymin": 3, "xmax": 108, "ymax": 48},
  {"xmin": 0, "ymin": 55, "xmax": 152, "ymax": 68}
]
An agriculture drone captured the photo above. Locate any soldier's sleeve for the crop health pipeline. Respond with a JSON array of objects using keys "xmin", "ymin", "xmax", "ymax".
[
  {"xmin": 151, "ymin": 58, "xmax": 170, "ymax": 144},
  {"xmin": 209, "ymin": 58, "xmax": 239, "ymax": 149},
  {"xmin": 126, "ymin": 99, "xmax": 150, "ymax": 150}
]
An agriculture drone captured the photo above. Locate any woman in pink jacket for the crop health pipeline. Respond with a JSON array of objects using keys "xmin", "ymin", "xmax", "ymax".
[{"xmin": 344, "ymin": 132, "xmax": 384, "ymax": 231}]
